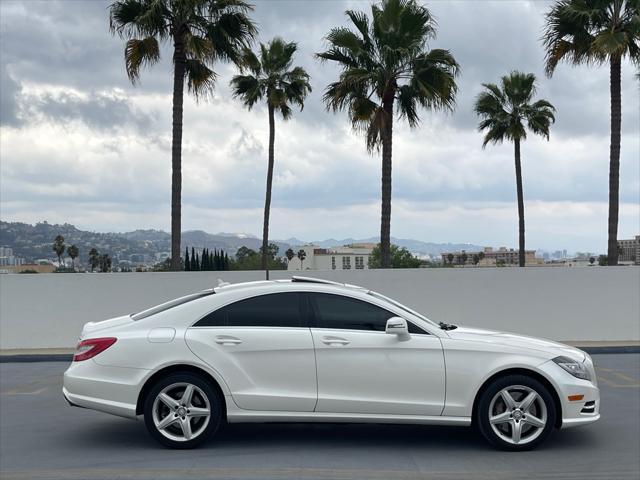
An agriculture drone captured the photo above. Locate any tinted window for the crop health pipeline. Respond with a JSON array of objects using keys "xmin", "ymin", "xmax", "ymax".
[
  {"xmin": 407, "ymin": 322, "xmax": 428, "ymax": 335},
  {"xmin": 194, "ymin": 293, "xmax": 303, "ymax": 328},
  {"xmin": 309, "ymin": 293, "xmax": 394, "ymax": 332}
]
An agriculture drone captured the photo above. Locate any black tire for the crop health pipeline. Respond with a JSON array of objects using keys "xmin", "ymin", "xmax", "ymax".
[
  {"xmin": 476, "ymin": 374, "xmax": 556, "ymax": 451},
  {"xmin": 143, "ymin": 372, "xmax": 223, "ymax": 449}
]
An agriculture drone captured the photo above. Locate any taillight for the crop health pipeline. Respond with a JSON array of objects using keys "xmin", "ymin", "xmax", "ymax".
[{"xmin": 73, "ymin": 337, "xmax": 117, "ymax": 362}]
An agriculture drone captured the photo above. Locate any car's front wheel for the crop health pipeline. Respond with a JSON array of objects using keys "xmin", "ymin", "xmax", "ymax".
[
  {"xmin": 143, "ymin": 372, "xmax": 223, "ymax": 449},
  {"xmin": 476, "ymin": 374, "xmax": 556, "ymax": 451}
]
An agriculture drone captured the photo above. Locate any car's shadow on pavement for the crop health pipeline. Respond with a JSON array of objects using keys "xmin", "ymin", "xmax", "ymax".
[{"xmin": 64, "ymin": 416, "xmax": 600, "ymax": 453}]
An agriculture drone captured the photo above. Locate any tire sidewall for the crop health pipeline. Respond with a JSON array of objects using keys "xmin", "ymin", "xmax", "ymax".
[
  {"xmin": 143, "ymin": 372, "xmax": 223, "ymax": 449},
  {"xmin": 477, "ymin": 374, "xmax": 557, "ymax": 451}
]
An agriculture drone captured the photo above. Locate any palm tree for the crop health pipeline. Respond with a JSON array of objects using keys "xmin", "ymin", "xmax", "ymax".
[
  {"xmin": 52, "ymin": 235, "xmax": 65, "ymax": 267},
  {"xmin": 297, "ymin": 249, "xmax": 307, "ymax": 270},
  {"xmin": 89, "ymin": 248, "xmax": 100, "ymax": 272},
  {"xmin": 109, "ymin": 0, "xmax": 256, "ymax": 271},
  {"xmin": 543, "ymin": 0, "xmax": 640, "ymax": 265},
  {"xmin": 317, "ymin": 0, "xmax": 459, "ymax": 268},
  {"xmin": 67, "ymin": 244, "xmax": 79, "ymax": 271},
  {"xmin": 231, "ymin": 38, "xmax": 311, "ymax": 278},
  {"xmin": 285, "ymin": 248, "xmax": 295, "ymax": 264},
  {"xmin": 474, "ymin": 72, "xmax": 556, "ymax": 267}
]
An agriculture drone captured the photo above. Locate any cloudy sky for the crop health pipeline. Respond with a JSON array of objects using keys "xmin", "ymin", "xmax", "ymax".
[{"xmin": 1, "ymin": 0, "xmax": 638, "ymax": 253}]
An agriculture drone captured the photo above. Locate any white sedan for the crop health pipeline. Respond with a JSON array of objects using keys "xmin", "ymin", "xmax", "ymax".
[{"xmin": 63, "ymin": 276, "xmax": 599, "ymax": 450}]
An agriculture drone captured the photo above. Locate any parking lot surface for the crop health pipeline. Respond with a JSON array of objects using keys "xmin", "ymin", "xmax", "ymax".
[{"xmin": 1, "ymin": 354, "xmax": 639, "ymax": 480}]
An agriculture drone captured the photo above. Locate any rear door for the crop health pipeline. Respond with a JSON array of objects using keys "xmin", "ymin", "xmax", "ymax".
[
  {"xmin": 308, "ymin": 292, "xmax": 445, "ymax": 416},
  {"xmin": 185, "ymin": 292, "xmax": 317, "ymax": 412}
]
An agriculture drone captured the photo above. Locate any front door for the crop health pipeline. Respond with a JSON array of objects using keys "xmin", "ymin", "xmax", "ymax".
[{"xmin": 308, "ymin": 292, "xmax": 445, "ymax": 416}]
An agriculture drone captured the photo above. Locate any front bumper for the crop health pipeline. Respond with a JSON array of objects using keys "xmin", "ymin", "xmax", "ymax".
[
  {"xmin": 539, "ymin": 356, "xmax": 600, "ymax": 429},
  {"xmin": 63, "ymin": 360, "xmax": 148, "ymax": 419}
]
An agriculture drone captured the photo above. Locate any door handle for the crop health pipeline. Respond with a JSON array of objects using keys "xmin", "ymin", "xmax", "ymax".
[
  {"xmin": 321, "ymin": 336, "xmax": 350, "ymax": 346},
  {"xmin": 214, "ymin": 335, "xmax": 243, "ymax": 345}
]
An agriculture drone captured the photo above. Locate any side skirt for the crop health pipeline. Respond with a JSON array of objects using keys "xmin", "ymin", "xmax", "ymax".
[{"xmin": 226, "ymin": 406, "xmax": 471, "ymax": 426}]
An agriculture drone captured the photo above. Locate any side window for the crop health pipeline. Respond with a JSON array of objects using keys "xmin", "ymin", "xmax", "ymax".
[
  {"xmin": 309, "ymin": 293, "xmax": 394, "ymax": 332},
  {"xmin": 407, "ymin": 322, "xmax": 428, "ymax": 335},
  {"xmin": 194, "ymin": 293, "xmax": 303, "ymax": 328}
]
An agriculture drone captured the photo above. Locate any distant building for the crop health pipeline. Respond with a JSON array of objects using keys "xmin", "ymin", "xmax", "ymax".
[
  {"xmin": 618, "ymin": 235, "xmax": 640, "ymax": 265},
  {"xmin": 287, "ymin": 243, "xmax": 375, "ymax": 271},
  {"xmin": 441, "ymin": 247, "xmax": 543, "ymax": 267},
  {"xmin": 0, "ymin": 246, "xmax": 25, "ymax": 267}
]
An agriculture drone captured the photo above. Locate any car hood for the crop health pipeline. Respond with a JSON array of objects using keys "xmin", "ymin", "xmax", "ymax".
[{"xmin": 445, "ymin": 326, "xmax": 586, "ymax": 362}]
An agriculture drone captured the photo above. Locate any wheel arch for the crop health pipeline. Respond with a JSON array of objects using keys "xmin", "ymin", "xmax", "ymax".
[
  {"xmin": 136, "ymin": 364, "xmax": 227, "ymax": 418},
  {"xmin": 471, "ymin": 367, "xmax": 563, "ymax": 429}
]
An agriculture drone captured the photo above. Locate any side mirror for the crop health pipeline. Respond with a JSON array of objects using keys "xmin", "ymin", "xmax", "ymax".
[{"xmin": 385, "ymin": 317, "xmax": 408, "ymax": 336}]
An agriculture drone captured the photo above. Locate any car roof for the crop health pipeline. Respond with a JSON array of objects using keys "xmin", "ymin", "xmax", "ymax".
[{"xmin": 212, "ymin": 276, "xmax": 367, "ymax": 295}]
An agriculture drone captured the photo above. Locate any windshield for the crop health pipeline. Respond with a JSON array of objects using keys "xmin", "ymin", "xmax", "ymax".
[
  {"xmin": 131, "ymin": 290, "xmax": 214, "ymax": 321},
  {"xmin": 367, "ymin": 291, "xmax": 437, "ymax": 327}
]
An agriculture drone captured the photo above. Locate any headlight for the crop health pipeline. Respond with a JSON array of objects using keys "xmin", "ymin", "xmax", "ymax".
[{"xmin": 553, "ymin": 356, "xmax": 591, "ymax": 381}]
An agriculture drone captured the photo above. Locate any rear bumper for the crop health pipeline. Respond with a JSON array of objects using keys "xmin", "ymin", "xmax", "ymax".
[{"xmin": 63, "ymin": 360, "xmax": 147, "ymax": 419}]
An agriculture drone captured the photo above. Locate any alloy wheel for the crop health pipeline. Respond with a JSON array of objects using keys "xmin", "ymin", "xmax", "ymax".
[
  {"xmin": 152, "ymin": 382, "xmax": 211, "ymax": 442},
  {"xmin": 488, "ymin": 384, "xmax": 548, "ymax": 445}
]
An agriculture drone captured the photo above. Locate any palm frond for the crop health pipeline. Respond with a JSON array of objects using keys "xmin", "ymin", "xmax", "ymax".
[
  {"xmin": 230, "ymin": 36, "xmax": 310, "ymax": 117},
  {"xmin": 318, "ymin": 0, "xmax": 457, "ymax": 148},
  {"xmin": 185, "ymin": 58, "xmax": 217, "ymax": 100},
  {"xmin": 124, "ymin": 36, "xmax": 161, "ymax": 83},
  {"xmin": 230, "ymin": 74, "xmax": 263, "ymax": 109},
  {"xmin": 542, "ymin": 0, "xmax": 640, "ymax": 76},
  {"xmin": 474, "ymin": 71, "xmax": 554, "ymax": 147}
]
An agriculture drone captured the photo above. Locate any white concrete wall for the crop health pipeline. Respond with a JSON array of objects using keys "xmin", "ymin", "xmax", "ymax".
[{"xmin": 1, "ymin": 267, "xmax": 638, "ymax": 349}]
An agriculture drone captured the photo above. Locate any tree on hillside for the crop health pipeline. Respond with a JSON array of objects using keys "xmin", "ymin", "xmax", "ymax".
[
  {"xmin": 89, "ymin": 248, "xmax": 100, "ymax": 272},
  {"xmin": 543, "ymin": 0, "xmax": 640, "ymax": 265},
  {"xmin": 67, "ymin": 244, "xmax": 79, "ymax": 271},
  {"xmin": 474, "ymin": 72, "xmax": 555, "ymax": 267},
  {"xmin": 109, "ymin": 0, "xmax": 257, "ymax": 271},
  {"xmin": 99, "ymin": 254, "xmax": 112, "ymax": 273},
  {"xmin": 297, "ymin": 249, "xmax": 307, "ymax": 270},
  {"xmin": 53, "ymin": 235, "xmax": 65, "ymax": 267},
  {"xmin": 317, "ymin": 0, "xmax": 459, "ymax": 268},
  {"xmin": 231, "ymin": 37, "xmax": 311, "ymax": 277}
]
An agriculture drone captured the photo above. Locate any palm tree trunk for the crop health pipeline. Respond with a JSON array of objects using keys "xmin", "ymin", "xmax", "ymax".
[
  {"xmin": 514, "ymin": 138, "xmax": 525, "ymax": 267},
  {"xmin": 261, "ymin": 104, "xmax": 276, "ymax": 279},
  {"xmin": 607, "ymin": 56, "xmax": 622, "ymax": 266},
  {"xmin": 380, "ymin": 96, "xmax": 394, "ymax": 269},
  {"xmin": 169, "ymin": 31, "xmax": 187, "ymax": 272}
]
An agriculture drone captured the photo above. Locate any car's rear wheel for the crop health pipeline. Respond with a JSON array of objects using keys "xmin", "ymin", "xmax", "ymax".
[
  {"xmin": 143, "ymin": 372, "xmax": 223, "ymax": 449},
  {"xmin": 476, "ymin": 374, "xmax": 556, "ymax": 451}
]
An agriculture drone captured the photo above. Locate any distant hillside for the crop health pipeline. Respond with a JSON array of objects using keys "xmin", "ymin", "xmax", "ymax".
[
  {"xmin": 0, "ymin": 220, "xmax": 484, "ymax": 264},
  {"xmin": 0, "ymin": 221, "xmax": 292, "ymax": 264}
]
